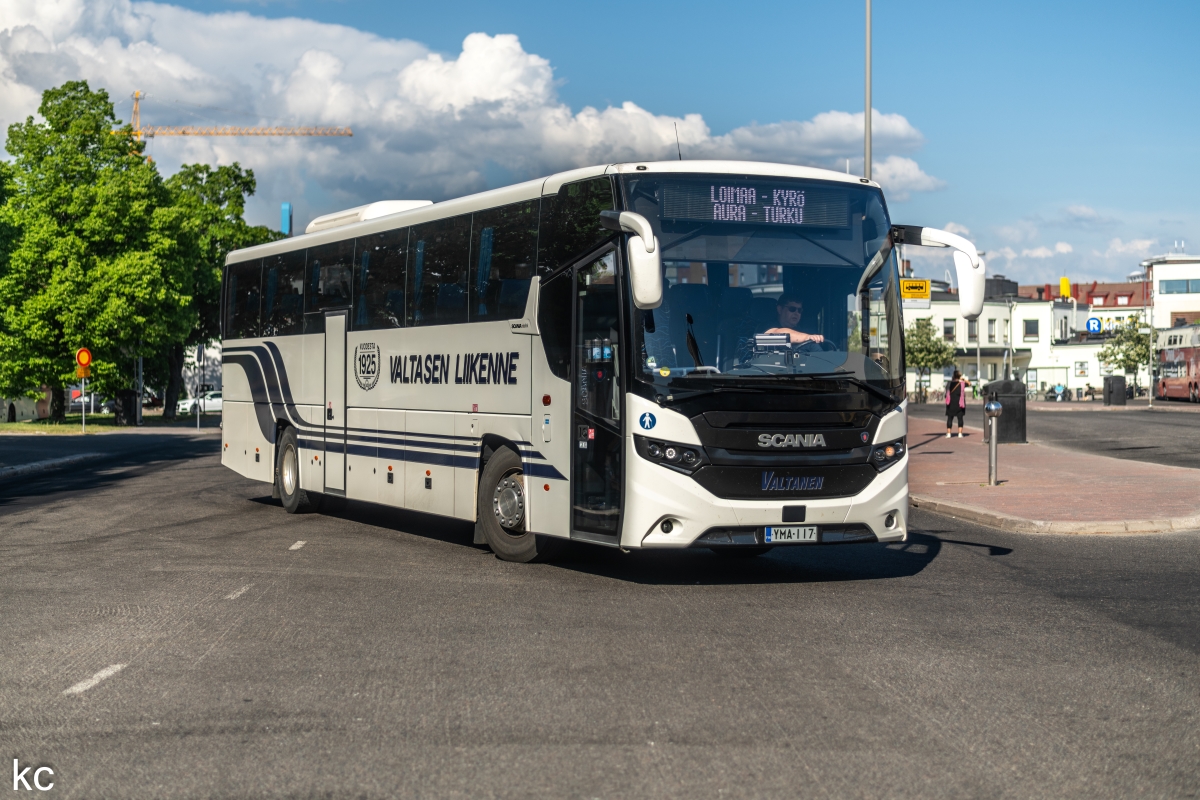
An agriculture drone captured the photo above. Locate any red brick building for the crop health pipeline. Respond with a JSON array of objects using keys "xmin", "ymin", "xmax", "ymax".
[{"xmin": 1019, "ymin": 280, "xmax": 1149, "ymax": 311}]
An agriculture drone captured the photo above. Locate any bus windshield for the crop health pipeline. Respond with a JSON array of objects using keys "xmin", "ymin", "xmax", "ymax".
[{"xmin": 620, "ymin": 173, "xmax": 903, "ymax": 397}]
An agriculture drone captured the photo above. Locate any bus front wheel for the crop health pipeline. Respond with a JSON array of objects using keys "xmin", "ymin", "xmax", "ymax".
[
  {"xmin": 477, "ymin": 446, "xmax": 563, "ymax": 563},
  {"xmin": 277, "ymin": 426, "xmax": 317, "ymax": 514}
]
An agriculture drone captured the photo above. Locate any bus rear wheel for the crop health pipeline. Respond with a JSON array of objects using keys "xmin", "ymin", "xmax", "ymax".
[
  {"xmin": 277, "ymin": 426, "xmax": 317, "ymax": 514},
  {"xmin": 477, "ymin": 446, "xmax": 564, "ymax": 562}
]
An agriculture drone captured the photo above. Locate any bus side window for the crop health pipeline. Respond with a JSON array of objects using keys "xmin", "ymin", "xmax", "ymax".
[
  {"xmin": 408, "ymin": 215, "xmax": 471, "ymax": 327},
  {"xmin": 354, "ymin": 228, "xmax": 408, "ymax": 330},
  {"xmin": 470, "ymin": 200, "xmax": 538, "ymax": 321},
  {"xmin": 537, "ymin": 177, "xmax": 615, "ymax": 273},
  {"xmin": 261, "ymin": 250, "xmax": 305, "ymax": 336},
  {"xmin": 538, "ymin": 270, "xmax": 572, "ymax": 381},
  {"xmin": 224, "ymin": 259, "xmax": 262, "ymax": 340}
]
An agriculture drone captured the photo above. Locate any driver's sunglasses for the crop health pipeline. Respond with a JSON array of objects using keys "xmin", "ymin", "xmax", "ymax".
[{"xmin": 783, "ymin": 304, "xmax": 803, "ymax": 313}]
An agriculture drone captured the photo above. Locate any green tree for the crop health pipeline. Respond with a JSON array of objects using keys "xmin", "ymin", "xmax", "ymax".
[
  {"xmin": 0, "ymin": 81, "xmax": 194, "ymax": 418},
  {"xmin": 160, "ymin": 164, "xmax": 280, "ymax": 417},
  {"xmin": 1098, "ymin": 314, "xmax": 1152, "ymax": 386},
  {"xmin": 904, "ymin": 317, "xmax": 957, "ymax": 402}
]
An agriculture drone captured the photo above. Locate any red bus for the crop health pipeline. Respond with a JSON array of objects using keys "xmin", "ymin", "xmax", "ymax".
[{"xmin": 1157, "ymin": 326, "xmax": 1200, "ymax": 402}]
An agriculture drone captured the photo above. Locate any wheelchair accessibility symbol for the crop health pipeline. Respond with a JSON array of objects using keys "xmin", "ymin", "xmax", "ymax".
[{"xmin": 639, "ymin": 412, "xmax": 656, "ymax": 430}]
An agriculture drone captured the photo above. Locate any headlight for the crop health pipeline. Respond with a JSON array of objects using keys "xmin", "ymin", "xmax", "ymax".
[
  {"xmin": 634, "ymin": 435, "xmax": 709, "ymax": 475},
  {"xmin": 869, "ymin": 437, "xmax": 906, "ymax": 471}
]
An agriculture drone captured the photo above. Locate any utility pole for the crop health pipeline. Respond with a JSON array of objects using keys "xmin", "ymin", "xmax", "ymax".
[
  {"xmin": 864, "ymin": 0, "xmax": 872, "ymax": 181},
  {"xmin": 1146, "ymin": 268, "xmax": 1154, "ymax": 409}
]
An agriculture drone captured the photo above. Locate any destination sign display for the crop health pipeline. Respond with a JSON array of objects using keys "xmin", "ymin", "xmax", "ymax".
[{"xmin": 661, "ymin": 181, "xmax": 850, "ymax": 228}]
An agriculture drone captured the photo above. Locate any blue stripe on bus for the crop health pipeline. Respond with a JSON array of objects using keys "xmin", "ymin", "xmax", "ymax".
[{"xmin": 226, "ymin": 344, "xmax": 561, "ymax": 479}]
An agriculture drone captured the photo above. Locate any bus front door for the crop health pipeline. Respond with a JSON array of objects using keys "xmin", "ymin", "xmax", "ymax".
[
  {"xmin": 324, "ymin": 310, "xmax": 347, "ymax": 493},
  {"xmin": 571, "ymin": 251, "xmax": 623, "ymax": 540}
]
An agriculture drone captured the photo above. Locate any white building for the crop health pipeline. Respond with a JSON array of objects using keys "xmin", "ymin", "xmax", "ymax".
[
  {"xmin": 1142, "ymin": 252, "xmax": 1200, "ymax": 329},
  {"xmin": 904, "ymin": 283, "xmax": 1148, "ymax": 397}
]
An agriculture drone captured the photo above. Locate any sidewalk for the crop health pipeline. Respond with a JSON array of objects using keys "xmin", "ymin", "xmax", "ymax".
[{"xmin": 906, "ymin": 414, "xmax": 1200, "ymax": 534}]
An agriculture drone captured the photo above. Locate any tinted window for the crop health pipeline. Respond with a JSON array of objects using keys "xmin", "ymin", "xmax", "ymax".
[
  {"xmin": 261, "ymin": 250, "xmax": 306, "ymax": 336},
  {"xmin": 537, "ymin": 177, "xmax": 615, "ymax": 272},
  {"xmin": 306, "ymin": 240, "xmax": 355, "ymax": 312},
  {"xmin": 537, "ymin": 271, "xmax": 572, "ymax": 381},
  {"xmin": 408, "ymin": 215, "xmax": 471, "ymax": 327},
  {"xmin": 470, "ymin": 200, "xmax": 538, "ymax": 321},
  {"xmin": 224, "ymin": 260, "xmax": 261, "ymax": 340},
  {"xmin": 354, "ymin": 228, "xmax": 408, "ymax": 330}
]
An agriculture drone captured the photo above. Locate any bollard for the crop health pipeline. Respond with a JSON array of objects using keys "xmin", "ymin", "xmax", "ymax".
[{"xmin": 984, "ymin": 398, "xmax": 1003, "ymax": 486}]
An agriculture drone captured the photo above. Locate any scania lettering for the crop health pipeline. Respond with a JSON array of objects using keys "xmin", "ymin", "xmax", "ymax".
[{"xmin": 219, "ymin": 161, "xmax": 985, "ymax": 561}]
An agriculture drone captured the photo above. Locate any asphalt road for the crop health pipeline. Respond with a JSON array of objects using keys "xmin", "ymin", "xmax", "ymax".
[
  {"xmin": 1, "ymin": 438, "xmax": 1198, "ymax": 798},
  {"xmin": 907, "ymin": 401, "xmax": 1200, "ymax": 470}
]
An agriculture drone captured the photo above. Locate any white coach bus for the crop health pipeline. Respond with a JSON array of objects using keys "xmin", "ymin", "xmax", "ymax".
[{"xmin": 220, "ymin": 161, "xmax": 984, "ymax": 561}]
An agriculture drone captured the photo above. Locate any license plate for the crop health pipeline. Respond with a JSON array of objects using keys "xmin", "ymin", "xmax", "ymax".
[{"xmin": 765, "ymin": 526, "xmax": 817, "ymax": 543}]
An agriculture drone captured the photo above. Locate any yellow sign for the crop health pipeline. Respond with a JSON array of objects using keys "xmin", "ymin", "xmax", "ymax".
[
  {"xmin": 75, "ymin": 365, "xmax": 91, "ymax": 378},
  {"xmin": 899, "ymin": 279, "xmax": 931, "ymax": 300},
  {"xmin": 1059, "ymin": 277, "xmax": 1071, "ymax": 299}
]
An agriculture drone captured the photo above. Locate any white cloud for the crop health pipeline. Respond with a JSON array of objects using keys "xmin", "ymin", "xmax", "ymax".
[
  {"xmin": 943, "ymin": 221, "xmax": 970, "ymax": 236},
  {"xmin": 1019, "ymin": 243, "xmax": 1070, "ymax": 258},
  {"xmin": 0, "ymin": 1, "xmax": 944, "ymax": 226},
  {"xmin": 1104, "ymin": 238, "xmax": 1156, "ymax": 257}
]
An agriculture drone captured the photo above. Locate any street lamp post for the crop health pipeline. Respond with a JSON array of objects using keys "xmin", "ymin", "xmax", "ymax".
[
  {"xmin": 864, "ymin": 0, "xmax": 871, "ymax": 181},
  {"xmin": 1146, "ymin": 268, "xmax": 1154, "ymax": 410}
]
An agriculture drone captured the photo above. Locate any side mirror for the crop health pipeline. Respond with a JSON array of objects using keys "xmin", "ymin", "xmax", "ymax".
[
  {"xmin": 892, "ymin": 224, "xmax": 986, "ymax": 320},
  {"xmin": 600, "ymin": 210, "xmax": 662, "ymax": 309}
]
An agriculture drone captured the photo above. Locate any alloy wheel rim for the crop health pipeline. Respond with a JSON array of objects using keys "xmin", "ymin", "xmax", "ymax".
[
  {"xmin": 493, "ymin": 471, "xmax": 525, "ymax": 530},
  {"xmin": 282, "ymin": 444, "xmax": 298, "ymax": 495}
]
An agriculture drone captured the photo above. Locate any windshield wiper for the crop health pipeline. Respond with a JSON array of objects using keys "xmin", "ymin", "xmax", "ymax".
[
  {"xmin": 660, "ymin": 386, "xmax": 767, "ymax": 402},
  {"xmin": 793, "ymin": 371, "xmax": 902, "ymax": 405},
  {"xmin": 685, "ymin": 313, "xmax": 705, "ymax": 368}
]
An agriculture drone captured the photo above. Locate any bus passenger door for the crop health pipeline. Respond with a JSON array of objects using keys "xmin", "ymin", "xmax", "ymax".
[
  {"xmin": 324, "ymin": 310, "xmax": 347, "ymax": 493},
  {"xmin": 571, "ymin": 250, "xmax": 623, "ymax": 539}
]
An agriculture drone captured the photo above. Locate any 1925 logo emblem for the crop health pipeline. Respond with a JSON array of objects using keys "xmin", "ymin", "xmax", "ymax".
[{"xmin": 354, "ymin": 343, "xmax": 380, "ymax": 391}]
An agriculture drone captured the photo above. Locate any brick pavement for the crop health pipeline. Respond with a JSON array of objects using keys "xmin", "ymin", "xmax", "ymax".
[{"xmin": 906, "ymin": 413, "xmax": 1200, "ymax": 533}]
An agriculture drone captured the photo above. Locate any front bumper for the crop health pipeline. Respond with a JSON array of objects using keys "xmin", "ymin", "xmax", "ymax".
[{"xmin": 622, "ymin": 438, "xmax": 908, "ymax": 549}]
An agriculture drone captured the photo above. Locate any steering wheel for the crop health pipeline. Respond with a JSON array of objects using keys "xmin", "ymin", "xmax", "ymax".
[{"xmin": 794, "ymin": 339, "xmax": 837, "ymax": 353}]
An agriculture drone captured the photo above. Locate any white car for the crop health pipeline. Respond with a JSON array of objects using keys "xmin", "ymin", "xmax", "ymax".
[{"xmin": 178, "ymin": 391, "xmax": 222, "ymax": 415}]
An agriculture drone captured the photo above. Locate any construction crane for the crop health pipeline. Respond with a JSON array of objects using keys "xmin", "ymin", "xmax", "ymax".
[{"xmin": 124, "ymin": 90, "xmax": 352, "ymax": 140}]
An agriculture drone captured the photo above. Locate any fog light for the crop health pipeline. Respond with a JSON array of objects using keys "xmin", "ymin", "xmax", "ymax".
[
  {"xmin": 885, "ymin": 513, "xmax": 896, "ymax": 529},
  {"xmin": 660, "ymin": 519, "xmax": 674, "ymax": 533}
]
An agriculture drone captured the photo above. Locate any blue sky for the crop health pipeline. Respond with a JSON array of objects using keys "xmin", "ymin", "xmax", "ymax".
[{"xmin": 4, "ymin": 0, "xmax": 1199, "ymax": 282}]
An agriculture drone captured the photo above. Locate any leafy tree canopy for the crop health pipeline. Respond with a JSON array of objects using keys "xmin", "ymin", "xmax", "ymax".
[
  {"xmin": 0, "ymin": 81, "xmax": 194, "ymax": 405},
  {"xmin": 0, "ymin": 81, "xmax": 280, "ymax": 418},
  {"xmin": 904, "ymin": 317, "xmax": 957, "ymax": 386},
  {"xmin": 1098, "ymin": 314, "xmax": 1151, "ymax": 383}
]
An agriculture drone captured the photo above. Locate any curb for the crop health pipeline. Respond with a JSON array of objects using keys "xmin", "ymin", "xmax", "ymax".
[
  {"xmin": 910, "ymin": 494, "xmax": 1200, "ymax": 535},
  {"xmin": 0, "ymin": 453, "xmax": 105, "ymax": 483}
]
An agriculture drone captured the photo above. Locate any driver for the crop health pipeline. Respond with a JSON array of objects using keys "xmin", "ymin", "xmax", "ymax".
[{"xmin": 765, "ymin": 293, "xmax": 824, "ymax": 344}]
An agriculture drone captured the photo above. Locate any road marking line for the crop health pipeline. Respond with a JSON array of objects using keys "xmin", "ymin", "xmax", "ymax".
[
  {"xmin": 63, "ymin": 664, "xmax": 127, "ymax": 696},
  {"xmin": 225, "ymin": 584, "xmax": 252, "ymax": 600},
  {"xmin": 289, "ymin": 541, "xmax": 306, "ymax": 550}
]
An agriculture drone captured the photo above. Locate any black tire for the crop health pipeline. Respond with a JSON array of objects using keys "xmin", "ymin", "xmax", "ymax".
[
  {"xmin": 477, "ymin": 446, "xmax": 564, "ymax": 562},
  {"xmin": 710, "ymin": 546, "xmax": 772, "ymax": 558},
  {"xmin": 277, "ymin": 426, "xmax": 318, "ymax": 513}
]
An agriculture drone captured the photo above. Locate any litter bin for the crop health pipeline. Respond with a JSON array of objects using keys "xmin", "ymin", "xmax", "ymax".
[
  {"xmin": 982, "ymin": 380, "xmax": 1027, "ymax": 443},
  {"xmin": 114, "ymin": 389, "xmax": 139, "ymax": 426},
  {"xmin": 1103, "ymin": 375, "xmax": 1127, "ymax": 406}
]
